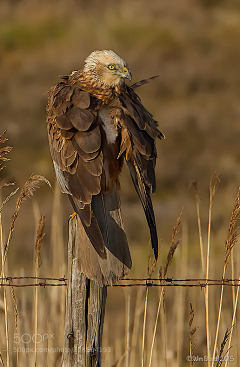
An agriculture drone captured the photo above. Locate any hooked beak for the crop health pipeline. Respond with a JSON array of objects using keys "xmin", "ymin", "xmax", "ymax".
[
  {"xmin": 119, "ymin": 67, "xmax": 132, "ymax": 81},
  {"xmin": 124, "ymin": 69, "xmax": 132, "ymax": 81}
]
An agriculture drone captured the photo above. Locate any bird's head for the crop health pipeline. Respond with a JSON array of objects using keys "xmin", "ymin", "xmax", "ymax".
[{"xmin": 83, "ymin": 50, "xmax": 132, "ymax": 87}]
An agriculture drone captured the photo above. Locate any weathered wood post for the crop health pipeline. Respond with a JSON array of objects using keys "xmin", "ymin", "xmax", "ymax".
[{"xmin": 62, "ymin": 216, "xmax": 107, "ymax": 367}]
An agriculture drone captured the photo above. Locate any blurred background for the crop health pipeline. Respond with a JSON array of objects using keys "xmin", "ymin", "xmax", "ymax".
[{"xmin": 1, "ymin": 0, "xmax": 240, "ymax": 366}]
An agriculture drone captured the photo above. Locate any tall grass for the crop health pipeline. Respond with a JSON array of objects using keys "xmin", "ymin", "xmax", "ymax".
[
  {"xmin": 102, "ymin": 177, "xmax": 240, "ymax": 367},
  {"xmin": 1, "ymin": 131, "xmax": 240, "ymax": 367},
  {"xmin": 206, "ymin": 173, "xmax": 220, "ymax": 366},
  {"xmin": 212, "ymin": 188, "xmax": 240, "ymax": 366},
  {"xmin": 189, "ymin": 302, "xmax": 196, "ymax": 367},
  {"xmin": 0, "ymin": 131, "xmax": 65, "ymax": 367},
  {"xmin": 34, "ymin": 215, "xmax": 45, "ymax": 366}
]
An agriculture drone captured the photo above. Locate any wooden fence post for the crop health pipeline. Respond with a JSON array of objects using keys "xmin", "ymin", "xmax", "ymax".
[{"xmin": 62, "ymin": 216, "xmax": 107, "ymax": 367}]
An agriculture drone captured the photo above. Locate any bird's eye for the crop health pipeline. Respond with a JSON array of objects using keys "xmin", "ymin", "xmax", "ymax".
[
  {"xmin": 124, "ymin": 67, "xmax": 128, "ymax": 73},
  {"xmin": 108, "ymin": 64, "xmax": 115, "ymax": 70}
]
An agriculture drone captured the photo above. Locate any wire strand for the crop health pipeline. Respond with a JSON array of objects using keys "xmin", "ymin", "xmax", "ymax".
[{"xmin": 0, "ymin": 277, "xmax": 240, "ymax": 287}]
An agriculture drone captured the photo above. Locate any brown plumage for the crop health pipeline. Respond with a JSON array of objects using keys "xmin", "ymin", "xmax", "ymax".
[{"xmin": 46, "ymin": 50, "xmax": 164, "ymax": 284}]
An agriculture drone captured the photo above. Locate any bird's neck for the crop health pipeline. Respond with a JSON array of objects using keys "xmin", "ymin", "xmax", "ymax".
[{"xmin": 68, "ymin": 70, "xmax": 124, "ymax": 104}]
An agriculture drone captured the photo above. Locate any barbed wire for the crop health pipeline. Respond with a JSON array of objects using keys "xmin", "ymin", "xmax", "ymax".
[
  {"xmin": 112, "ymin": 277, "xmax": 240, "ymax": 288},
  {"xmin": 0, "ymin": 276, "xmax": 67, "ymax": 288},
  {"xmin": 0, "ymin": 276, "xmax": 240, "ymax": 288}
]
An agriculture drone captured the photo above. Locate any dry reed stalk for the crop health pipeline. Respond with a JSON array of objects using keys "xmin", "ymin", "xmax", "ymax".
[
  {"xmin": 176, "ymin": 221, "xmax": 188, "ymax": 365},
  {"xmin": 148, "ymin": 211, "xmax": 182, "ymax": 367},
  {"xmin": 48, "ymin": 185, "xmax": 66, "ymax": 365},
  {"xmin": 34, "ymin": 263, "xmax": 39, "ymax": 364},
  {"xmin": 189, "ymin": 303, "xmax": 196, "ymax": 366},
  {"xmin": 215, "ymin": 327, "xmax": 231, "ymax": 367},
  {"xmin": 50, "ymin": 183, "xmax": 64, "ymax": 276},
  {"xmin": 130, "ymin": 287, "xmax": 144, "ymax": 367},
  {"xmin": 2, "ymin": 174, "xmax": 50, "ymax": 269},
  {"xmin": 224, "ymin": 189, "xmax": 240, "ymax": 267},
  {"xmin": 192, "ymin": 181, "xmax": 205, "ymax": 277},
  {"xmin": 230, "ymin": 252, "xmax": 236, "ymax": 309},
  {"xmin": 0, "ymin": 130, "xmax": 14, "ymax": 367},
  {"xmin": 224, "ymin": 274, "xmax": 240, "ymax": 367},
  {"xmin": 34, "ymin": 215, "xmax": 45, "ymax": 263},
  {"xmin": 141, "ymin": 242, "xmax": 157, "ymax": 367},
  {"xmin": 146, "ymin": 299, "xmax": 156, "ymax": 366},
  {"xmin": 160, "ymin": 289, "xmax": 168, "ymax": 367},
  {"xmin": 141, "ymin": 287, "xmax": 149, "ymax": 367},
  {"xmin": 205, "ymin": 173, "xmax": 220, "ymax": 366},
  {"xmin": 163, "ymin": 210, "xmax": 182, "ymax": 278},
  {"xmin": 0, "ymin": 131, "xmax": 12, "ymax": 172},
  {"xmin": 147, "ymin": 241, "xmax": 157, "ymax": 279},
  {"xmin": 0, "ymin": 188, "xmax": 19, "ymax": 215},
  {"xmin": 19, "ymin": 268, "xmax": 29, "ymax": 366},
  {"xmin": 211, "ymin": 285, "xmax": 225, "ymax": 365},
  {"xmin": 10, "ymin": 286, "xmax": 19, "ymax": 367},
  {"xmin": 111, "ymin": 350, "xmax": 128, "ymax": 367},
  {"xmin": 0, "ymin": 130, "xmax": 16, "ymax": 367},
  {"xmin": 211, "ymin": 188, "xmax": 240, "ymax": 366},
  {"xmin": 0, "ymin": 183, "xmax": 15, "ymax": 190},
  {"xmin": 148, "ymin": 288, "xmax": 164, "ymax": 367},
  {"xmin": 34, "ymin": 215, "xmax": 45, "ymax": 366},
  {"xmin": 124, "ymin": 289, "xmax": 131, "ymax": 367},
  {"xmin": 0, "ymin": 214, "xmax": 9, "ymax": 367},
  {"xmin": 0, "ymin": 130, "xmax": 16, "ymax": 242}
]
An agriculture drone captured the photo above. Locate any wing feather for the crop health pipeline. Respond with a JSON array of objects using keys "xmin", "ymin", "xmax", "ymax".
[
  {"xmin": 127, "ymin": 157, "xmax": 158, "ymax": 259},
  {"xmin": 118, "ymin": 84, "xmax": 164, "ymax": 259},
  {"xmin": 81, "ymin": 152, "xmax": 103, "ymax": 176},
  {"xmin": 47, "ymin": 81, "xmax": 105, "ymax": 256},
  {"xmin": 60, "ymin": 128, "xmax": 75, "ymax": 139},
  {"xmin": 64, "ymin": 152, "xmax": 78, "ymax": 167},
  {"xmin": 72, "ymin": 90, "xmax": 90, "ymax": 109},
  {"xmin": 73, "ymin": 127, "xmax": 101, "ymax": 153},
  {"xmin": 72, "ymin": 141, "xmax": 100, "ymax": 162},
  {"xmin": 56, "ymin": 114, "xmax": 73, "ymax": 129},
  {"xmin": 47, "ymin": 70, "xmax": 163, "ymax": 263},
  {"xmin": 61, "ymin": 140, "xmax": 75, "ymax": 159},
  {"xmin": 69, "ymin": 106, "xmax": 94, "ymax": 131}
]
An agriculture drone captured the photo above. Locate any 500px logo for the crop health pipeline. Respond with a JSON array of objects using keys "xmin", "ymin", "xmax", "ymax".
[{"xmin": 14, "ymin": 333, "xmax": 54, "ymax": 344}]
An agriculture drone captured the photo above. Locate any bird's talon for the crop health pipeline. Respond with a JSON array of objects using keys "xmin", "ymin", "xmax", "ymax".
[{"xmin": 69, "ymin": 212, "xmax": 77, "ymax": 221}]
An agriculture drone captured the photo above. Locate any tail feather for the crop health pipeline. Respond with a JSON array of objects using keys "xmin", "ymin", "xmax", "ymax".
[
  {"xmin": 70, "ymin": 186, "xmax": 132, "ymax": 285},
  {"xmin": 127, "ymin": 158, "xmax": 158, "ymax": 260},
  {"xmin": 92, "ymin": 188, "xmax": 132, "ymax": 268},
  {"xmin": 68, "ymin": 196, "xmax": 107, "ymax": 259}
]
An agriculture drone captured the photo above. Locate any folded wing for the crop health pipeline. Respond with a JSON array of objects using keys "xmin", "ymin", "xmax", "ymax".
[
  {"xmin": 47, "ymin": 81, "xmax": 106, "ymax": 258},
  {"xmin": 119, "ymin": 85, "xmax": 164, "ymax": 260},
  {"xmin": 46, "ymin": 79, "xmax": 132, "ymax": 284}
]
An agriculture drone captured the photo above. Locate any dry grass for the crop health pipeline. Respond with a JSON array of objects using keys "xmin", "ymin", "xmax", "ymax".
[
  {"xmin": 212, "ymin": 188, "xmax": 240, "ymax": 366},
  {"xmin": 189, "ymin": 302, "xmax": 196, "ymax": 367},
  {"xmin": 34, "ymin": 215, "xmax": 45, "ymax": 366},
  {"xmin": 224, "ymin": 275, "xmax": 240, "ymax": 367},
  {"xmin": 216, "ymin": 327, "xmax": 231, "ymax": 367},
  {"xmin": 102, "ymin": 174, "xmax": 240, "ymax": 367},
  {"xmin": 1, "ymin": 131, "xmax": 240, "ymax": 366},
  {"xmin": 205, "ymin": 173, "xmax": 220, "ymax": 366},
  {"xmin": 0, "ymin": 133, "xmax": 64, "ymax": 366},
  {"xmin": 1, "ymin": 0, "xmax": 240, "ymax": 365},
  {"xmin": 2, "ymin": 174, "xmax": 51, "ymax": 269}
]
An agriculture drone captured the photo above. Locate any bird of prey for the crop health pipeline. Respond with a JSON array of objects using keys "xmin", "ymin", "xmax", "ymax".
[{"xmin": 46, "ymin": 50, "xmax": 164, "ymax": 284}]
